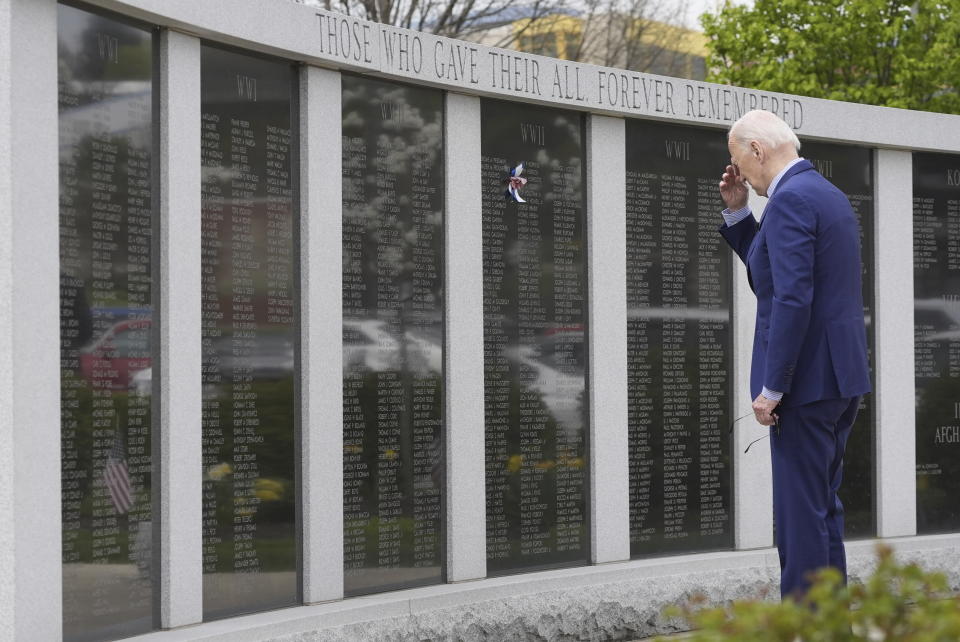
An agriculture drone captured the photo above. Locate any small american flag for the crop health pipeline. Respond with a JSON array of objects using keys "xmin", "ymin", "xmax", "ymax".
[{"xmin": 103, "ymin": 432, "xmax": 133, "ymax": 514}]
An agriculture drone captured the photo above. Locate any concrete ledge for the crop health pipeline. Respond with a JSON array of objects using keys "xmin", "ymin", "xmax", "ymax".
[{"xmin": 135, "ymin": 534, "xmax": 960, "ymax": 641}]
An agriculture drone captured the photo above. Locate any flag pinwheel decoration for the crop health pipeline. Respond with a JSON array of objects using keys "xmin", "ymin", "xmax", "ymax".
[{"xmin": 505, "ymin": 162, "xmax": 527, "ymax": 203}]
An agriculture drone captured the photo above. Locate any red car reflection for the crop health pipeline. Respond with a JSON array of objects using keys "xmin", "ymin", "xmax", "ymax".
[{"xmin": 79, "ymin": 319, "xmax": 151, "ymax": 389}]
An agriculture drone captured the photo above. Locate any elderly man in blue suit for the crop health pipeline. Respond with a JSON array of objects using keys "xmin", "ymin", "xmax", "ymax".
[{"xmin": 717, "ymin": 109, "xmax": 871, "ymax": 598}]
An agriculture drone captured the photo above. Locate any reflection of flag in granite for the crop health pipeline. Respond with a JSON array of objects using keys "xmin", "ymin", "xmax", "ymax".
[
  {"xmin": 505, "ymin": 162, "xmax": 527, "ymax": 202},
  {"xmin": 103, "ymin": 434, "xmax": 133, "ymax": 514}
]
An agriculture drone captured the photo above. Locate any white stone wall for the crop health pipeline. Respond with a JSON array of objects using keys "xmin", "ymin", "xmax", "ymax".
[
  {"xmin": 0, "ymin": 1, "xmax": 61, "ymax": 640},
  {"xmin": 158, "ymin": 28, "xmax": 204, "ymax": 628},
  {"xmin": 0, "ymin": 0, "xmax": 957, "ymax": 640}
]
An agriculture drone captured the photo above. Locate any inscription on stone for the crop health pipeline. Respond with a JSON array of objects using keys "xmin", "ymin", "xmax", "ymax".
[
  {"xmin": 58, "ymin": 5, "xmax": 155, "ymax": 640},
  {"xmin": 308, "ymin": 9, "xmax": 809, "ymax": 128},
  {"xmin": 200, "ymin": 45, "xmax": 298, "ymax": 619},
  {"xmin": 481, "ymin": 99, "xmax": 588, "ymax": 574},
  {"xmin": 341, "ymin": 75, "xmax": 445, "ymax": 595},
  {"xmin": 625, "ymin": 120, "xmax": 732, "ymax": 556},
  {"xmin": 914, "ymin": 152, "xmax": 960, "ymax": 533}
]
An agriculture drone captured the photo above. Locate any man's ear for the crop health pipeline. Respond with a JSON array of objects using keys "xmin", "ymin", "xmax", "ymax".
[{"xmin": 751, "ymin": 140, "xmax": 763, "ymax": 161}]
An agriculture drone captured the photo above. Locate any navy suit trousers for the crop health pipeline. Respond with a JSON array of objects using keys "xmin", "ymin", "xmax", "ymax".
[{"xmin": 770, "ymin": 396, "xmax": 860, "ymax": 598}]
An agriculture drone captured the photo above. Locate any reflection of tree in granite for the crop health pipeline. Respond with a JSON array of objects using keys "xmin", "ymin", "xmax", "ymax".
[
  {"xmin": 342, "ymin": 79, "xmax": 444, "ymax": 316},
  {"xmin": 60, "ymin": 14, "xmax": 152, "ymax": 82},
  {"xmin": 341, "ymin": 75, "xmax": 445, "ymax": 593},
  {"xmin": 342, "ymin": 368, "xmax": 443, "ymax": 577},
  {"xmin": 622, "ymin": 119, "xmax": 736, "ymax": 555},
  {"xmin": 202, "ymin": 376, "xmax": 296, "ymax": 573},
  {"xmin": 59, "ymin": 7, "xmax": 158, "ymax": 636},
  {"xmin": 496, "ymin": 381, "xmax": 585, "ymax": 564},
  {"xmin": 61, "ymin": 380, "xmax": 153, "ymax": 566},
  {"xmin": 481, "ymin": 100, "xmax": 588, "ymax": 571},
  {"xmin": 61, "ymin": 134, "xmax": 148, "ymax": 307},
  {"xmin": 60, "ymin": 273, "xmax": 94, "ymax": 353}
]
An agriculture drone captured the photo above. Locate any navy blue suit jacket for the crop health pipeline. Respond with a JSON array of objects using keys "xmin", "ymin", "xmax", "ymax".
[{"xmin": 719, "ymin": 160, "xmax": 871, "ymax": 409}]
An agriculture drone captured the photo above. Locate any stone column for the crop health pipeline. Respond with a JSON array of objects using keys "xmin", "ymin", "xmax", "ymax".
[
  {"xmin": 158, "ymin": 28, "xmax": 203, "ymax": 628},
  {"xmin": 444, "ymin": 92, "xmax": 487, "ymax": 582},
  {"xmin": 300, "ymin": 64, "xmax": 345, "ymax": 603},
  {"xmin": 874, "ymin": 149, "xmax": 917, "ymax": 537},
  {"xmin": 733, "ymin": 191, "xmax": 773, "ymax": 550},
  {"xmin": 586, "ymin": 114, "xmax": 631, "ymax": 563},
  {"xmin": 0, "ymin": 0, "xmax": 60, "ymax": 639}
]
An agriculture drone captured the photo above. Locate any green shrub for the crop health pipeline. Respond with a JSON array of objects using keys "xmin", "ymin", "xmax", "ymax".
[{"xmin": 660, "ymin": 545, "xmax": 960, "ymax": 641}]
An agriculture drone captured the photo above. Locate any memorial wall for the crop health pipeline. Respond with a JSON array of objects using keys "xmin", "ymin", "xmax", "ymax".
[
  {"xmin": 802, "ymin": 141, "xmax": 876, "ymax": 538},
  {"xmin": 340, "ymin": 75, "xmax": 445, "ymax": 595},
  {"xmin": 481, "ymin": 99, "xmax": 589, "ymax": 574},
  {"xmin": 914, "ymin": 152, "xmax": 960, "ymax": 534},
  {"xmin": 39, "ymin": 1, "xmax": 960, "ymax": 640},
  {"xmin": 58, "ymin": 4, "xmax": 156, "ymax": 640},
  {"xmin": 624, "ymin": 121, "xmax": 733, "ymax": 556},
  {"xmin": 199, "ymin": 44, "xmax": 298, "ymax": 619}
]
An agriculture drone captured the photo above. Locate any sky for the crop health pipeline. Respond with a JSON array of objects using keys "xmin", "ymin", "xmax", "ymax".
[
  {"xmin": 677, "ymin": 0, "xmax": 752, "ymax": 29},
  {"xmin": 296, "ymin": 0, "xmax": 752, "ymax": 32}
]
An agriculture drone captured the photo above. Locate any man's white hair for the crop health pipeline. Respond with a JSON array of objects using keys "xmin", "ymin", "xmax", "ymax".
[{"xmin": 729, "ymin": 109, "xmax": 801, "ymax": 153}]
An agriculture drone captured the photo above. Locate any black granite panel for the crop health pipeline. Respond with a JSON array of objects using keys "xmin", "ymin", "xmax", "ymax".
[
  {"xmin": 200, "ymin": 44, "xmax": 298, "ymax": 619},
  {"xmin": 625, "ymin": 120, "xmax": 733, "ymax": 556},
  {"xmin": 340, "ymin": 75, "xmax": 445, "ymax": 595},
  {"xmin": 481, "ymin": 99, "xmax": 589, "ymax": 575},
  {"xmin": 801, "ymin": 141, "xmax": 876, "ymax": 538},
  {"xmin": 914, "ymin": 152, "xmax": 960, "ymax": 534},
  {"xmin": 58, "ymin": 4, "xmax": 156, "ymax": 640}
]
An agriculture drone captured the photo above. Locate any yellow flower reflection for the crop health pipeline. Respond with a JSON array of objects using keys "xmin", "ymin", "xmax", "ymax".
[
  {"xmin": 207, "ymin": 462, "xmax": 232, "ymax": 481},
  {"xmin": 254, "ymin": 478, "xmax": 284, "ymax": 502}
]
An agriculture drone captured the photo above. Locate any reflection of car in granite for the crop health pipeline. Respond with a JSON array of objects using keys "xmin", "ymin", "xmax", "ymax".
[
  {"xmin": 79, "ymin": 319, "xmax": 151, "ymax": 389},
  {"xmin": 511, "ymin": 325, "xmax": 586, "ymax": 436},
  {"xmin": 627, "ymin": 306, "xmax": 729, "ymax": 322},
  {"xmin": 343, "ymin": 319, "xmax": 442, "ymax": 375},
  {"xmin": 915, "ymin": 298, "xmax": 960, "ymax": 341},
  {"xmin": 210, "ymin": 334, "xmax": 296, "ymax": 379},
  {"xmin": 343, "ymin": 320, "xmax": 395, "ymax": 373},
  {"xmin": 129, "ymin": 366, "xmax": 152, "ymax": 397},
  {"xmin": 127, "ymin": 333, "xmax": 295, "ymax": 397}
]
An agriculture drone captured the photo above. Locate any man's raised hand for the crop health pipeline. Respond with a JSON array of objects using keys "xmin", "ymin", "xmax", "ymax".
[{"xmin": 719, "ymin": 164, "xmax": 748, "ymax": 211}]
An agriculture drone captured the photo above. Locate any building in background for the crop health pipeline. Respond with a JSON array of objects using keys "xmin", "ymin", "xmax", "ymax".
[{"xmin": 464, "ymin": 6, "xmax": 708, "ymax": 80}]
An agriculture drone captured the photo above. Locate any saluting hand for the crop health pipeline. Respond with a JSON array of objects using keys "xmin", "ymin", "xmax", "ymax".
[{"xmin": 719, "ymin": 164, "xmax": 749, "ymax": 211}]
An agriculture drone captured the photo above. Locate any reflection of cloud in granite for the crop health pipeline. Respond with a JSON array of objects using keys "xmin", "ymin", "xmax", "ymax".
[
  {"xmin": 382, "ymin": 86, "xmax": 428, "ymax": 130},
  {"xmin": 364, "ymin": 85, "xmax": 442, "ymax": 177},
  {"xmin": 526, "ymin": 116, "xmax": 581, "ymax": 197},
  {"xmin": 58, "ymin": 87, "xmax": 153, "ymax": 159},
  {"xmin": 202, "ymin": 165, "xmax": 238, "ymax": 183},
  {"xmin": 341, "ymin": 83, "xmax": 368, "ymax": 129},
  {"xmin": 343, "ymin": 110, "xmax": 365, "ymax": 130},
  {"xmin": 342, "ymin": 77, "xmax": 444, "ymax": 336},
  {"xmin": 556, "ymin": 114, "xmax": 581, "ymax": 146},
  {"xmin": 345, "ymin": 87, "xmax": 443, "ymax": 267}
]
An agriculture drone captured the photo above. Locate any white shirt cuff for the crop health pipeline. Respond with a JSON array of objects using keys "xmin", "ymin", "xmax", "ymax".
[
  {"xmin": 722, "ymin": 206, "xmax": 753, "ymax": 227},
  {"xmin": 761, "ymin": 387, "xmax": 783, "ymax": 402}
]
